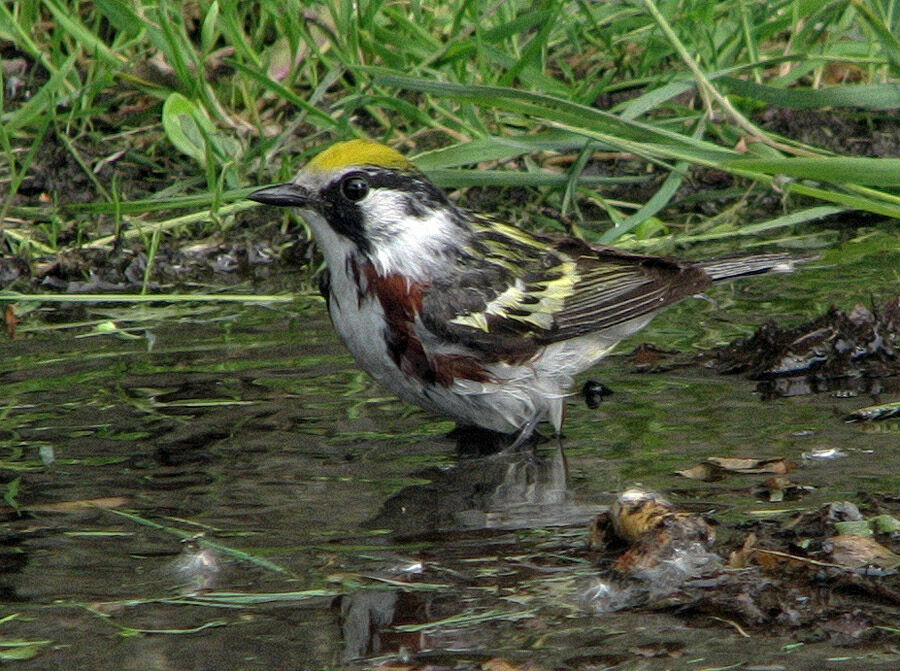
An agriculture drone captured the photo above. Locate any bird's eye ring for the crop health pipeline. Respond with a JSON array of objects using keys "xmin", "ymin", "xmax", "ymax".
[{"xmin": 340, "ymin": 175, "xmax": 369, "ymax": 202}]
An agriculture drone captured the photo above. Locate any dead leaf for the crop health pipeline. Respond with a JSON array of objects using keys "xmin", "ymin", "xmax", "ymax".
[
  {"xmin": 630, "ymin": 343, "xmax": 679, "ymax": 364},
  {"xmin": 4, "ymin": 304, "xmax": 19, "ymax": 339},
  {"xmin": 727, "ymin": 533, "xmax": 758, "ymax": 569},
  {"xmin": 675, "ymin": 462, "xmax": 726, "ymax": 481},
  {"xmin": 755, "ymin": 549, "xmax": 784, "ymax": 571},
  {"xmin": 610, "ymin": 489, "xmax": 716, "ymax": 573},
  {"xmin": 88, "ymin": 601, "xmax": 128, "ymax": 615},
  {"xmin": 823, "ymin": 61, "xmax": 865, "ymax": 84},
  {"xmin": 707, "ymin": 456, "xmax": 795, "ymax": 474},
  {"xmin": 677, "ymin": 457, "xmax": 795, "ymax": 479},
  {"xmin": 825, "ymin": 535, "xmax": 900, "ymax": 570},
  {"xmin": 611, "ymin": 489, "xmax": 673, "ymax": 541},
  {"xmin": 751, "ymin": 476, "xmax": 813, "ymax": 502}
]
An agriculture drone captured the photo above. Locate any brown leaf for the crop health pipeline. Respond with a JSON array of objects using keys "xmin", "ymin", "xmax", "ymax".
[
  {"xmin": 727, "ymin": 533, "xmax": 758, "ymax": 569},
  {"xmin": 751, "ymin": 476, "xmax": 813, "ymax": 502},
  {"xmin": 610, "ymin": 489, "xmax": 716, "ymax": 573},
  {"xmin": 826, "ymin": 534, "xmax": 900, "ymax": 570},
  {"xmin": 4, "ymin": 304, "xmax": 19, "ymax": 339},
  {"xmin": 611, "ymin": 489, "xmax": 679, "ymax": 542},
  {"xmin": 675, "ymin": 462, "xmax": 725, "ymax": 481},
  {"xmin": 706, "ymin": 456, "xmax": 795, "ymax": 474},
  {"xmin": 755, "ymin": 549, "xmax": 784, "ymax": 571},
  {"xmin": 677, "ymin": 457, "xmax": 795, "ymax": 480}
]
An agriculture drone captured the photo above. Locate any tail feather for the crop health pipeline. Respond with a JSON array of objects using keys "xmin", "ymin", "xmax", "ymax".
[{"xmin": 698, "ymin": 252, "xmax": 811, "ymax": 282}]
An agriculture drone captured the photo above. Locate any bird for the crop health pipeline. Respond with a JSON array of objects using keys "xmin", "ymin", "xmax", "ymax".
[{"xmin": 248, "ymin": 139, "xmax": 799, "ymax": 447}]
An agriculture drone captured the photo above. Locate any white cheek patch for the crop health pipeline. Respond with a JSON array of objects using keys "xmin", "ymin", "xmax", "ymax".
[
  {"xmin": 359, "ymin": 189, "xmax": 410, "ymax": 243},
  {"xmin": 362, "ymin": 189, "xmax": 459, "ymax": 281}
]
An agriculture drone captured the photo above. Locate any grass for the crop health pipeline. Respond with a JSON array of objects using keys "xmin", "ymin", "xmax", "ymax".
[{"xmin": 0, "ymin": 0, "xmax": 898, "ymax": 295}]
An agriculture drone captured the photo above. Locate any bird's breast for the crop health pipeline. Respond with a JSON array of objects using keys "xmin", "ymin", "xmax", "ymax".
[{"xmin": 327, "ymin": 260, "xmax": 493, "ymax": 389}]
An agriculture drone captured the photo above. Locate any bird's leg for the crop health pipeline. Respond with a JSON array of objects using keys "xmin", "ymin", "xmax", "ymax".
[
  {"xmin": 550, "ymin": 435, "xmax": 569, "ymax": 496},
  {"xmin": 507, "ymin": 415, "xmax": 541, "ymax": 451}
]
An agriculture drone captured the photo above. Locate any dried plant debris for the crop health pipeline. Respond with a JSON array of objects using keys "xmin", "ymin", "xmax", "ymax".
[
  {"xmin": 845, "ymin": 400, "xmax": 900, "ymax": 422},
  {"xmin": 673, "ymin": 457, "xmax": 811, "ymax": 501},
  {"xmin": 586, "ymin": 489, "xmax": 719, "ymax": 613},
  {"xmin": 749, "ymin": 475, "xmax": 813, "ymax": 503},
  {"xmin": 586, "ymin": 493, "xmax": 900, "ymax": 644},
  {"xmin": 712, "ymin": 298, "xmax": 900, "ymax": 399},
  {"xmin": 676, "ymin": 456, "xmax": 796, "ymax": 481},
  {"xmin": 4, "ymin": 304, "xmax": 20, "ymax": 338}
]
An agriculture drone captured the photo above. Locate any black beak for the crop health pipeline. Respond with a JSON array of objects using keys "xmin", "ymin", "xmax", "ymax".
[{"xmin": 247, "ymin": 183, "xmax": 310, "ymax": 207}]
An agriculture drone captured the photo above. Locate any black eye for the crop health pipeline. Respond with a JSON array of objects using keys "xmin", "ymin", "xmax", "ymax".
[{"xmin": 340, "ymin": 175, "xmax": 369, "ymax": 202}]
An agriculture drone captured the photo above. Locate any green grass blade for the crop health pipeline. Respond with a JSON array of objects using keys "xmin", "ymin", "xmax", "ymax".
[
  {"xmin": 228, "ymin": 59, "xmax": 342, "ymax": 129},
  {"xmin": 673, "ymin": 206, "xmax": 848, "ymax": 243},
  {"xmin": 374, "ymin": 73, "xmax": 740, "ymax": 156},
  {"xmin": 719, "ymin": 77, "xmax": 900, "ymax": 110},
  {"xmin": 2, "ymin": 52, "xmax": 77, "ymax": 131},
  {"xmin": 849, "ymin": 0, "xmax": 900, "ymax": 73},
  {"xmin": 557, "ymin": 124, "xmax": 900, "ymax": 219},
  {"xmin": 42, "ymin": 0, "xmax": 126, "ymax": 68},
  {"xmin": 412, "ymin": 130, "xmax": 603, "ymax": 169},
  {"xmin": 426, "ymin": 169, "xmax": 647, "ymax": 189},
  {"xmin": 106, "ymin": 509, "xmax": 294, "ymax": 576},
  {"xmin": 722, "ymin": 157, "xmax": 900, "ymax": 187}
]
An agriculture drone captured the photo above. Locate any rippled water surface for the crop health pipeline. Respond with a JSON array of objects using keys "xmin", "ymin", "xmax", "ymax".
[{"xmin": 1, "ymin": 238, "xmax": 898, "ymax": 669}]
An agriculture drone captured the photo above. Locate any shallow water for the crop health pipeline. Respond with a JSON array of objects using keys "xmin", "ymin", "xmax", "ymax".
[{"xmin": 1, "ymin": 237, "xmax": 898, "ymax": 669}]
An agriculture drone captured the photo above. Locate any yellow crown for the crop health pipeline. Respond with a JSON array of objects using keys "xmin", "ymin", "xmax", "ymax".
[{"xmin": 307, "ymin": 139, "xmax": 416, "ymax": 172}]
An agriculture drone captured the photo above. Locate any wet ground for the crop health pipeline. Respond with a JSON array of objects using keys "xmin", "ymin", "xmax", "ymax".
[{"xmin": 1, "ymin": 233, "xmax": 899, "ymax": 670}]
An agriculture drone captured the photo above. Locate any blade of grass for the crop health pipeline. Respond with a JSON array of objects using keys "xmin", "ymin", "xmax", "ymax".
[
  {"xmin": 41, "ymin": 0, "xmax": 126, "ymax": 69},
  {"xmin": 849, "ymin": 0, "xmax": 900, "ymax": 73},
  {"xmin": 719, "ymin": 77, "xmax": 900, "ymax": 110},
  {"xmin": 228, "ymin": 60, "xmax": 343, "ymax": 130},
  {"xmin": 107, "ymin": 509, "xmax": 294, "ymax": 576},
  {"xmin": 0, "ymin": 291, "xmax": 294, "ymax": 304},
  {"xmin": 553, "ymin": 123, "xmax": 900, "ymax": 220},
  {"xmin": 671, "ymin": 206, "xmax": 848, "ymax": 243},
  {"xmin": 640, "ymin": 0, "xmax": 770, "ymax": 143},
  {"xmin": 1, "ymin": 52, "xmax": 78, "ymax": 131},
  {"xmin": 170, "ymin": 590, "xmax": 339, "ymax": 606},
  {"xmin": 599, "ymin": 116, "xmax": 707, "ymax": 242},
  {"xmin": 373, "ymin": 73, "xmax": 741, "ymax": 157},
  {"xmin": 412, "ymin": 130, "xmax": 595, "ymax": 169},
  {"xmin": 722, "ymin": 157, "xmax": 900, "ymax": 187},
  {"xmin": 498, "ymin": 4, "xmax": 559, "ymax": 87},
  {"xmin": 82, "ymin": 200, "xmax": 257, "ymax": 249},
  {"xmin": 0, "ymin": 3, "xmax": 57, "ymax": 76},
  {"xmin": 426, "ymin": 169, "xmax": 647, "ymax": 189}
]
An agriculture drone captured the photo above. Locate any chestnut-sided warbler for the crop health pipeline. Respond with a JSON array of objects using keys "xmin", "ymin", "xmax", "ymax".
[{"xmin": 249, "ymin": 139, "xmax": 797, "ymax": 445}]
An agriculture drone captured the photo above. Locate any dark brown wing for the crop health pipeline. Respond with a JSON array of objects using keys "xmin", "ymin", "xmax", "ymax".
[{"xmin": 550, "ymin": 240, "xmax": 712, "ymax": 340}]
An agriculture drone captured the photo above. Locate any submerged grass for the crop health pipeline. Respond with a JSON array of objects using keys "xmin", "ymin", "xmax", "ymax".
[
  {"xmin": 107, "ymin": 508, "xmax": 295, "ymax": 576},
  {"xmin": 0, "ymin": 0, "xmax": 898, "ymax": 298}
]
